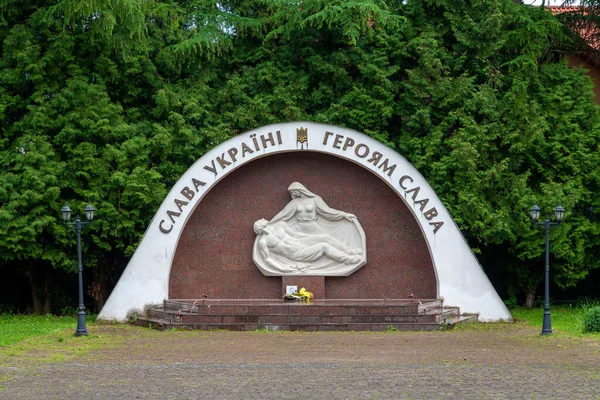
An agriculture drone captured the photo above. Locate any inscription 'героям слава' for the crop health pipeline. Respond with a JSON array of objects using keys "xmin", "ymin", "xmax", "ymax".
[{"xmin": 322, "ymin": 131, "xmax": 444, "ymax": 234}]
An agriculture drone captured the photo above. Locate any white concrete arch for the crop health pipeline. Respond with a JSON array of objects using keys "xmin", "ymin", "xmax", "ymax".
[{"xmin": 98, "ymin": 122, "xmax": 512, "ymax": 322}]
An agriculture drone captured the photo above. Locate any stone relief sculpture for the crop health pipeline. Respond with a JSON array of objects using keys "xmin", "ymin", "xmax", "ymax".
[{"xmin": 253, "ymin": 182, "xmax": 367, "ymax": 276}]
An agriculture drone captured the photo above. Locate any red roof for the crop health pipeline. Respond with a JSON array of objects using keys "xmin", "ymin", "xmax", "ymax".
[
  {"xmin": 546, "ymin": 6, "xmax": 600, "ymax": 50},
  {"xmin": 547, "ymin": 6, "xmax": 584, "ymax": 14}
]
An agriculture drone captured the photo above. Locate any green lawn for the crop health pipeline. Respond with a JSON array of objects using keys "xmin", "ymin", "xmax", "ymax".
[
  {"xmin": 510, "ymin": 305, "xmax": 600, "ymax": 337},
  {"xmin": 0, "ymin": 314, "xmax": 82, "ymax": 346}
]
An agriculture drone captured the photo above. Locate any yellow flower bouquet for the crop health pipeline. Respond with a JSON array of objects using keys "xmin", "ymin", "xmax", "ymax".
[{"xmin": 283, "ymin": 287, "xmax": 314, "ymax": 302}]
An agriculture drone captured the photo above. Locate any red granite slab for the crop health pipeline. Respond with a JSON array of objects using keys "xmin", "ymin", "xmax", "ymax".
[{"xmin": 169, "ymin": 152, "xmax": 436, "ymax": 300}]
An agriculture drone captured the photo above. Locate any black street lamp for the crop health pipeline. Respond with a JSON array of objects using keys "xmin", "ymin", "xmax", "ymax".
[
  {"xmin": 529, "ymin": 204, "xmax": 565, "ymax": 336},
  {"xmin": 61, "ymin": 203, "xmax": 95, "ymax": 337}
]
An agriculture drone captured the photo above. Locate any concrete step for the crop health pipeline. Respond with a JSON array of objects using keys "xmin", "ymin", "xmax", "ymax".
[
  {"xmin": 163, "ymin": 298, "xmax": 435, "ymax": 315},
  {"xmin": 145, "ymin": 309, "xmax": 438, "ymax": 324},
  {"xmin": 135, "ymin": 318, "xmax": 443, "ymax": 332},
  {"xmin": 135, "ymin": 298, "xmax": 477, "ymax": 332}
]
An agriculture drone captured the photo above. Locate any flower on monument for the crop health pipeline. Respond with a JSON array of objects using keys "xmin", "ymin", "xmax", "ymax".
[
  {"xmin": 282, "ymin": 287, "xmax": 314, "ymax": 302},
  {"xmin": 298, "ymin": 287, "xmax": 313, "ymax": 302}
]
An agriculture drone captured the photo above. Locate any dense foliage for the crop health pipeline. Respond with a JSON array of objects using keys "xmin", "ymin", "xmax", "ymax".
[
  {"xmin": 1, "ymin": 0, "xmax": 599, "ymax": 312},
  {"xmin": 583, "ymin": 306, "xmax": 600, "ymax": 332}
]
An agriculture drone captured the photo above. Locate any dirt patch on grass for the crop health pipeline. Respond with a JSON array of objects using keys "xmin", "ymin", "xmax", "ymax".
[
  {"xmin": 46, "ymin": 322, "xmax": 598, "ymax": 366},
  {"xmin": 2, "ymin": 322, "xmax": 598, "ymax": 367}
]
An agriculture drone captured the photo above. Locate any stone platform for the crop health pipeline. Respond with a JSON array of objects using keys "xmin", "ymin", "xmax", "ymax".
[{"xmin": 135, "ymin": 299, "xmax": 477, "ymax": 331}]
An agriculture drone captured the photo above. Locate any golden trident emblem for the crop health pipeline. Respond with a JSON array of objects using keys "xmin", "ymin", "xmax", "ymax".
[{"xmin": 297, "ymin": 127, "xmax": 308, "ymax": 149}]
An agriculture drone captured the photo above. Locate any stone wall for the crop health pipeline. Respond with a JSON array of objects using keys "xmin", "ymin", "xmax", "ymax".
[{"xmin": 169, "ymin": 152, "xmax": 436, "ymax": 300}]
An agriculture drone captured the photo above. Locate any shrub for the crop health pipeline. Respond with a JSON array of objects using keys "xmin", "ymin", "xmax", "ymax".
[
  {"xmin": 503, "ymin": 296, "xmax": 517, "ymax": 309},
  {"xmin": 583, "ymin": 307, "xmax": 600, "ymax": 333}
]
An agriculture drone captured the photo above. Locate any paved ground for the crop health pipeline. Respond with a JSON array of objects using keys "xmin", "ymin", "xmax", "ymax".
[{"xmin": 1, "ymin": 323, "xmax": 599, "ymax": 399}]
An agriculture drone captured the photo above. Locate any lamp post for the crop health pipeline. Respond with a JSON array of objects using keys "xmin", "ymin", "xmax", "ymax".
[
  {"xmin": 61, "ymin": 203, "xmax": 95, "ymax": 337},
  {"xmin": 529, "ymin": 204, "xmax": 565, "ymax": 336}
]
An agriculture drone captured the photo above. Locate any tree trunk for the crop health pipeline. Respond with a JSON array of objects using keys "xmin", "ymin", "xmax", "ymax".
[
  {"xmin": 525, "ymin": 291, "xmax": 535, "ymax": 309},
  {"xmin": 30, "ymin": 276, "xmax": 42, "ymax": 314},
  {"xmin": 43, "ymin": 264, "xmax": 51, "ymax": 314},
  {"xmin": 92, "ymin": 266, "xmax": 106, "ymax": 312}
]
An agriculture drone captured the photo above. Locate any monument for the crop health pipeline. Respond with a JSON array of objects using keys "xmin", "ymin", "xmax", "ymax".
[{"xmin": 97, "ymin": 122, "xmax": 513, "ymax": 325}]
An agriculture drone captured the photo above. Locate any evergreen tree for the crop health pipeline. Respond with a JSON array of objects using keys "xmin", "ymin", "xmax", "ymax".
[{"xmin": 1, "ymin": 0, "xmax": 599, "ymax": 311}]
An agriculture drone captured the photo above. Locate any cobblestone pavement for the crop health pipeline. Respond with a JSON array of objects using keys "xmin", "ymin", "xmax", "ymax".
[
  {"xmin": 1, "ymin": 325, "xmax": 599, "ymax": 399},
  {"xmin": 2, "ymin": 362, "xmax": 600, "ymax": 399}
]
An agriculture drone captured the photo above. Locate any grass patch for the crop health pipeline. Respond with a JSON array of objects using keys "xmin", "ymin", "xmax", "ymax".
[
  {"xmin": 511, "ymin": 305, "xmax": 600, "ymax": 337},
  {"xmin": 0, "ymin": 322, "xmax": 136, "ymax": 367},
  {"xmin": 0, "ymin": 314, "xmax": 127, "ymax": 367},
  {"xmin": 0, "ymin": 314, "xmax": 93, "ymax": 347}
]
